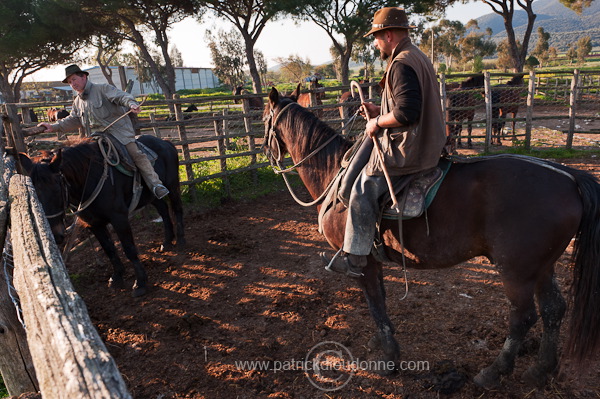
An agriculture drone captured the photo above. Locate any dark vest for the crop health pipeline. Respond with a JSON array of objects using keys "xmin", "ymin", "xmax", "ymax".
[{"xmin": 366, "ymin": 37, "xmax": 446, "ymax": 176}]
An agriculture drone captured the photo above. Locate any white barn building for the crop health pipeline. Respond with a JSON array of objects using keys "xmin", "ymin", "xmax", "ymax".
[{"xmin": 84, "ymin": 66, "xmax": 220, "ymax": 96}]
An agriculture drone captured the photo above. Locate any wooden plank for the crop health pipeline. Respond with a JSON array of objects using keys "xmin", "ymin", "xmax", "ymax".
[
  {"xmin": 9, "ymin": 174, "xmax": 131, "ymax": 399},
  {"xmin": 0, "ymin": 155, "xmax": 38, "ymax": 396}
]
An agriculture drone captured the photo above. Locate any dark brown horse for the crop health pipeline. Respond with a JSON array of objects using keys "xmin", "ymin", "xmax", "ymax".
[
  {"xmin": 290, "ymin": 81, "xmax": 324, "ymax": 117},
  {"xmin": 233, "ymin": 85, "xmax": 264, "ymax": 110},
  {"xmin": 445, "ymin": 74, "xmax": 484, "ymax": 150},
  {"xmin": 491, "ymin": 75, "xmax": 525, "ymax": 144},
  {"xmin": 19, "ymin": 135, "xmax": 185, "ymax": 297},
  {"xmin": 263, "ymin": 87, "xmax": 600, "ymax": 389}
]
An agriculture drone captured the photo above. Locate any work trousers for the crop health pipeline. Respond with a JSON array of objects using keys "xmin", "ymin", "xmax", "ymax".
[
  {"xmin": 125, "ymin": 142, "xmax": 162, "ymax": 189},
  {"xmin": 342, "ymin": 170, "xmax": 389, "ymax": 256}
]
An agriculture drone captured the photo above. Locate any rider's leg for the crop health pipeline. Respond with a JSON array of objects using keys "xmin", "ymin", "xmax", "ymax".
[{"xmin": 125, "ymin": 142, "xmax": 169, "ymax": 199}]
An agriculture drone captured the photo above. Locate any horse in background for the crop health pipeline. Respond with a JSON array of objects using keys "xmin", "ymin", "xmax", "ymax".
[
  {"xmin": 445, "ymin": 74, "xmax": 484, "ymax": 150},
  {"xmin": 47, "ymin": 107, "xmax": 69, "ymax": 122},
  {"xmin": 233, "ymin": 85, "xmax": 264, "ymax": 110},
  {"xmin": 19, "ymin": 135, "xmax": 185, "ymax": 297},
  {"xmin": 491, "ymin": 75, "xmax": 525, "ymax": 145},
  {"xmin": 290, "ymin": 80, "xmax": 324, "ymax": 117}
]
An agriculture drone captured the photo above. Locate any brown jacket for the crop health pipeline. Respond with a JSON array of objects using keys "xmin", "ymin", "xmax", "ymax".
[
  {"xmin": 366, "ymin": 36, "xmax": 446, "ymax": 176},
  {"xmin": 52, "ymin": 80, "xmax": 139, "ymax": 145}
]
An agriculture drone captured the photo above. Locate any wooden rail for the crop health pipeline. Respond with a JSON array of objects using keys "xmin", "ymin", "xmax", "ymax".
[{"xmin": 7, "ymin": 174, "xmax": 131, "ymax": 398}]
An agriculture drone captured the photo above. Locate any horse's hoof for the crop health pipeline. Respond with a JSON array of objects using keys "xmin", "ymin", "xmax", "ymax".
[
  {"xmin": 108, "ymin": 277, "xmax": 125, "ymax": 290},
  {"xmin": 132, "ymin": 286, "xmax": 147, "ymax": 297},
  {"xmin": 367, "ymin": 334, "xmax": 381, "ymax": 351},
  {"xmin": 159, "ymin": 243, "xmax": 174, "ymax": 252},
  {"xmin": 473, "ymin": 367, "xmax": 501, "ymax": 389},
  {"xmin": 521, "ymin": 365, "xmax": 548, "ymax": 388}
]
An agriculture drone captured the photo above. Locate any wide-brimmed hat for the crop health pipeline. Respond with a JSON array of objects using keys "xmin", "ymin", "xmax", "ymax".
[
  {"xmin": 62, "ymin": 64, "xmax": 89, "ymax": 83},
  {"xmin": 364, "ymin": 7, "xmax": 416, "ymax": 37}
]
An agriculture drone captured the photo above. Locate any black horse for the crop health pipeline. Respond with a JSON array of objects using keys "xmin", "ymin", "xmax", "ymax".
[
  {"xmin": 445, "ymin": 74, "xmax": 484, "ymax": 150},
  {"xmin": 491, "ymin": 75, "xmax": 525, "ymax": 144},
  {"xmin": 20, "ymin": 135, "xmax": 185, "ymax": 297},
  {"xmin": 263, "ymin": 87, "xmax": 600, "ymax": 388}
]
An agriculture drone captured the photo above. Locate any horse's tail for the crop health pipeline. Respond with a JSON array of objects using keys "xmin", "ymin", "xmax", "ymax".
[{"xmin": 566, "ymin": 170, "xmax": 600, "ymax": 361}]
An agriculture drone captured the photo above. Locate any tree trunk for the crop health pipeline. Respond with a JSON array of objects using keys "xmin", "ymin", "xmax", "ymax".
[{"xmin": 244, "ymin": 38, "xmax": 262, "ymax": 94}]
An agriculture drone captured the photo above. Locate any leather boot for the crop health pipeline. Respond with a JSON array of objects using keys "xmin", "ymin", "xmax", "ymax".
[
  {"xmin": 125, "ymin": 142, "xmax": 170, "ymax": 199},
  {"xmin": 320, "ymin": 252, "xmax": 367, "ymax": 278}
]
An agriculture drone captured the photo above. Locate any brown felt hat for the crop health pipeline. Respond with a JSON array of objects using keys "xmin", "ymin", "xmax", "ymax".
[
  {"xmin": 364, "ymin": 7, "xmax": 416, "ymax": 37},
  {"xmin": 62, "ymin": 64, "xmax": 89, "ymax": 83}
]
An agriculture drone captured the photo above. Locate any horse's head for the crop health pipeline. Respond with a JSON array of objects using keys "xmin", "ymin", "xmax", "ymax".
[
  {"xmin": 263, "ymin": 87, "xmax": 299, "ymax": 164},
  {"xmin": 19, "ymin": 151, "xmax": 68, "ymax": 245}
]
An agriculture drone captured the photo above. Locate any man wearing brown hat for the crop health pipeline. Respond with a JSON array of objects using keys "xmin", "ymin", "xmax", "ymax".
[
  {"xmin": 38, "ymin": 64, "xmax": 169, "ymax": 199},
  {"xmin": 323, "ymin": 7, "xmax": 446, "ymax": 277}
]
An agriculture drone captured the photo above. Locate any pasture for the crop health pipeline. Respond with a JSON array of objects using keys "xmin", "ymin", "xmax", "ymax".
[{"xmin": 59, "ymin": 153, "xmax": 600, "ymax": 398}]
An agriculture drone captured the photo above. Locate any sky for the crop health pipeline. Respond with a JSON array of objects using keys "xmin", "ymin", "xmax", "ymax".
[{"xmin": 25, "ymin": 2, "xmax": 493, "ymax": 83}]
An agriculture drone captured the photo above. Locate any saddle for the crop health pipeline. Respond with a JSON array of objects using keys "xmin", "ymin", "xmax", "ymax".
[{"xmin": 92, "ymin": 132, "xmax": 158, "ymax": 176}]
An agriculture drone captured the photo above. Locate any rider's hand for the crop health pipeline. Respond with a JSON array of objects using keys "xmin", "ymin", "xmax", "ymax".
[
  {"xmin": 130, "ymin": 104, "xmax": 141, "ymax": 114},
  {"xmin": 360, "ymin": 102, "xmax": 380, "ymax": 120},
  {"xmin": 37, "ymin": 122, "xmax": 53, "ymax": 133}
]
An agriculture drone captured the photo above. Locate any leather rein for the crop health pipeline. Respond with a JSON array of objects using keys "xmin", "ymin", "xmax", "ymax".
[{"xmin": 264, "ymin": 102, "xmax": 345, "ymax": 207}]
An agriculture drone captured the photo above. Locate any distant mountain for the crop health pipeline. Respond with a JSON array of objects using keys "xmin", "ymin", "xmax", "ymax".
[{"xmin": 475, "ymin": 0, "xmax": 600, "ymax": 51}]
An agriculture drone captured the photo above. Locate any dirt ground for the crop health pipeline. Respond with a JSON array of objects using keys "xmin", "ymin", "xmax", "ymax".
[{"xmin": 62, "ymin": 146, "xmax": 600, "ymax": 399}]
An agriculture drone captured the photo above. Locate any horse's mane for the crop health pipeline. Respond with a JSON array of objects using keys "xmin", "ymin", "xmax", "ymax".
[
  {"xmin": 277, "ymin": 97, "xmax": 351, "ymax": 164},
  {"xmin": 59, "ymin": 138, "xmax": 104, "ymax": 188}
]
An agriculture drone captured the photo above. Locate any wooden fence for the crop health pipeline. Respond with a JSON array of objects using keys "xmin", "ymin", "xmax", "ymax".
[
  {"xmin": 2, "ymin": 71, "xmax": 600, "ymax": 198},
  {"xmin": 0, "ymin": 154, "xmax": 131, "ymax": 398}
]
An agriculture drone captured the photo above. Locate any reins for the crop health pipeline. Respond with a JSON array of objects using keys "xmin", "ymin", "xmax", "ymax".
[{"xmin": 265, "ymin": 101, "xmax": 360, "ymax": 207}]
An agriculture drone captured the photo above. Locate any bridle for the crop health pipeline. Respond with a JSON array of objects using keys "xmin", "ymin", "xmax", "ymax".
[
  {"xmin": 263, "ymin": 100, "xmax": 344, "ymax": 207},
  {"xmin": 43, "ymin": 173, "xmax": 69, "ymax": 220}
]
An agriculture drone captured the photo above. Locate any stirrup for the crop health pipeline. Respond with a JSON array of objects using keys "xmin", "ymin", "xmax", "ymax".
[
  {"xmin": 320, "ymin": 251, "xmax": 364, "ymax": 278},
  {"xmin": 153, "ymin": 184, "xmax": 169, "ymax": 199}
]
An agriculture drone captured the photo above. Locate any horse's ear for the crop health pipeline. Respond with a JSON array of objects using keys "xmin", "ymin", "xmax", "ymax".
[
  {"xmin": 268, "ymin": 87, "xmax": 279, "ymax": 107},
  {"xmin": 290, "ymin": 83, "xmax": 301, "ymax": 101},
  {"xmin": 49, "ymin": 149, "xmax": 62, "ymax": 173},
  {"xmin": 18, "ymin": 153, "xmax": 34, "ymax": 175}
]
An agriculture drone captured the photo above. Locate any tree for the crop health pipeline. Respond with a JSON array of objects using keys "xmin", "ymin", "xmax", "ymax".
[
  {"xmin": 352, "ymin": 36, "xmax": 378, "ymax": 80},
  {"xmin": 291, "ymin": 0, "xmax": 400, "ymax": 85},
  {"xmin": 274, "ymin": 55, "xmax": 313, "ymax": 83},
  {"xmin": 576, "ymin": 36, "xmax": 592, "ymax": 64},
  {"xmin": 170, "ymin": 45, "xmax": 184, "ymax": 67},
  {"xmin": 88, "ymin": 35, "xmax": 124, "ymax": 88},
  {"xmin": 496, "ymin": 39, "xmax": 516, "ymax": 72},
  {"xmin": 531, "ymin": 27, "xmax": 550, "ymax": 67},
  {"xmin": 480, "ymin": 0, "xmax": 594, "ymax": 72},
  {"xmin": 420, "ymin": 20, "xmax": 464, "ymax": 70},
  {"xmin": 566, "ymin": 44, "xmax": 577, "ymax": 64},
  {"xmin": 198, "ymin": 0, "xmax": 294, "ymax": 94},
  {"xmin": 80, "ymin": 0, "xmax": 198, "ymax": 100},
  {"xmin": 206, "ymin": 29, "xmax": 247, "ymax": 89},
  {"xmin": 525, "ymin": 55, "xmax": 540, "ymax": 70},
  {"xmin": 0, "ymin": 0, "xmax": 100, "ymax": 102},
  {"xmin": 456, "ymin": 20, "xmax": 496, "ymax": 71}
]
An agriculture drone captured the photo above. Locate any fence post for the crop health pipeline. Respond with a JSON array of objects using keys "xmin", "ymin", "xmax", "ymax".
[
  {"xmin": 484, "ymin": 72, "xmax": 492, "ymax": 152},
  {"xmin": 567, "ymin": 69, "xmax": 579, "ymax": 150},
  {"xmin": 0, "ymin": 156, "xmax": 38, "ymax": 396},
  {"xmin": 309, "ymin": 80, "xmax": 317, "ymax": 107},
  {"xmin": 149, "ymin": 113, "xmax": 162, "ymax": 138},
  {"xmin": 525, "ymin": 71, "xmax": 536, "ymax": 151},
  {"xmin": 213, "ymin": 114, "xmax": 231, "ymax": 198},
  {"xmin": 2, "ymin": 104, "xmax": 26, "ymax": 154},
  {"xmin": 174, "ymin": 94, "xmax": 196, "ymax": 200},
  {"xmin": 241, "ymin": 99, "xmax": 258, "ymax": 185},
  {"xmin": 439, "ymin": 73, "xmax": 447, "ymax": 115}
]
